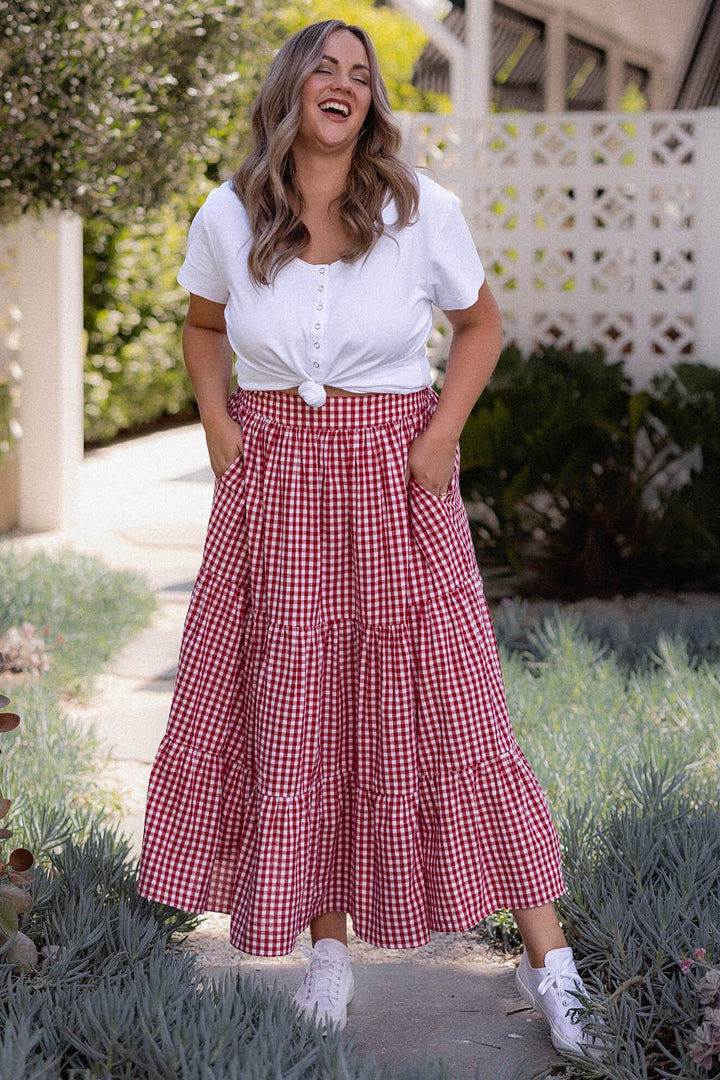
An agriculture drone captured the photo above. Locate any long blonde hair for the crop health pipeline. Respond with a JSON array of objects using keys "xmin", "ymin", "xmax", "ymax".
[{"xmin": 233, "ymin": 20, "xmax": 419, "ymax": 286}]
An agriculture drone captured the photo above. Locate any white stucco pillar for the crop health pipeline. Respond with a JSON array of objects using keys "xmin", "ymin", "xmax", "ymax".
[
  {"xmin": 544, "ymin": 9, "xmax": 567, "ymax": 112},
  {"xmin": 695, "ymin": 108, "xmax": 720, "ymax": 367},
  {"xmin": 16, "ymin": 211, "xmax": 84, "ymax": 532},
  {"xmin": 389, "ymin": 0, "xmax": 468, "ymax": 111},
  {"xmin": 463, "ymin": 0, "xmax": 492, "ymax": 119},
  {"xmin": 606, "ymin": 45, "xmax": 625, "ymax": 111}
]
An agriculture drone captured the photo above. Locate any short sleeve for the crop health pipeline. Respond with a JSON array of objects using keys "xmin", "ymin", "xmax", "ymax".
[
  {"xmin": 426, "ymin": 194, "xmax": 485, "ymax": 311},
  {"xmin": 177, "ymin": 198, "xmax": 230, "ymax": 304}
]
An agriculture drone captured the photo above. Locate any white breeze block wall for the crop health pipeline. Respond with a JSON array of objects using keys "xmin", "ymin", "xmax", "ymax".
[{"xmin": 399, "ymin": 107, "xmax": 720, "ymax": 385}]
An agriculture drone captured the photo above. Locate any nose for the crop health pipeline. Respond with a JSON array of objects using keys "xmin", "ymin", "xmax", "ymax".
[{"xmin": 332, "ymin": 68, "xmax": 353, "ymax": 92}]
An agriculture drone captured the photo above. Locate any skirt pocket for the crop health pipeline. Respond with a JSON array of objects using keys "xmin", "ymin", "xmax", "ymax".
[
  {"xmin": 202, "ymin": 457, "xmax": 248, "ymax": 581},
  {"xmin": 408, "ymin": 445, "xmax": 477, "ymax": 591},
  {"xmin": 408, "ymin": 441, "xmax": 460, "ymax": 501},
  {"xmin": 217, "ymin": 452, "xmax": 245, "ymax": 491}
]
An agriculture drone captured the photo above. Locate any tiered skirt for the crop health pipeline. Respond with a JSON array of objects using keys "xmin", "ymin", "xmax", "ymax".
[{"xmin": 138, "ymin": 387, "xmax": 565, "ymax": 955}]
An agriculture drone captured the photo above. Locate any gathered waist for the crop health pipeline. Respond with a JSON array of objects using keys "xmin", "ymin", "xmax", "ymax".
[
  {"xmin": 235, "ymin": 386, "xmax": 437, "ymax": 431},
  {"xmin": 274, "ymin": 384, "xmax": 368, "ymax": 399}
]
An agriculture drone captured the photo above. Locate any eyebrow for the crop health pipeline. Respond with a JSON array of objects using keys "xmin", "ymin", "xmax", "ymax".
[{"xmin": 320, "ymin": 53, "xmax": 371, "ymax": 74}]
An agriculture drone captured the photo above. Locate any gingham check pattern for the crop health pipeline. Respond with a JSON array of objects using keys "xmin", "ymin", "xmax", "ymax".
[{"xmin": 138, "ymin": 388, "xmax": 565, "ymax": 955}]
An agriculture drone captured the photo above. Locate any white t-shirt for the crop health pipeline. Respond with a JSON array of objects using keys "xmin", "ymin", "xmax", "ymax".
[{"xmin": 177, "ymin": 171, "xmax": 485, "ymax": 407}]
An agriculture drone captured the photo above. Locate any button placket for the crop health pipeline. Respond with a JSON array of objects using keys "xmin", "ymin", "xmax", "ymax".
[{"xmin": 311, "ymin": 265, "xmax": 329, "ymax": 372}]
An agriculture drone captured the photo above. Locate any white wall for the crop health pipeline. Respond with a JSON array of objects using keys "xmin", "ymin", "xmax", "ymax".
[{"xmin": 400, "ymin": 106, "xmax": 720, "ymax": 384}]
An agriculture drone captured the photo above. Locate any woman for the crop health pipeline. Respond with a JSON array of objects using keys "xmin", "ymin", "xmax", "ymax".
[{"xmin": 138, "ymin": 19, "xmax": 603, "ymax": 1060}]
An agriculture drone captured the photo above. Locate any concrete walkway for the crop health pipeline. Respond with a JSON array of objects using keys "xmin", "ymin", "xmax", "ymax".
[{"xmin": 6, "ymin": 422, "xmax": 567, "ymax": 1080}]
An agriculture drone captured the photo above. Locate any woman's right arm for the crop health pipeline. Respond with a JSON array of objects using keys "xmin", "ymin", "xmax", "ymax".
[{"xmin": 183, "ymin": 293, "xmax": 243, "ymax": 477}]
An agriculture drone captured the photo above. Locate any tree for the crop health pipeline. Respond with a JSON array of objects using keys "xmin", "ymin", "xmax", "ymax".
[{"xmin": 0, "ymin": 0, "xmax": 284, "ymax": 223}]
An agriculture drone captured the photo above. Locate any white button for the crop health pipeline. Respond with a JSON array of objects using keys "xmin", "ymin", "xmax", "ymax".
[
  {"xmin": 316, "ymin": 304, "xmax": 323, "ymax": 311},
  {"xmin": 314, "ymin": 342, "xmax": 320, "ymax": 349},
  {"xmin": 313, "ymin": 362, "xmax": 320, "ymax": 368},
  {"xmin": 317, "ymin": 285, "xmax": 324, "ymax": 292},
  {"xmin": 314, "ymin": 323, "xmax": 321, "ymax": 330},
  {"xmin": 319, "ymin": 267, "xmax": 326, "ymax": 274}
]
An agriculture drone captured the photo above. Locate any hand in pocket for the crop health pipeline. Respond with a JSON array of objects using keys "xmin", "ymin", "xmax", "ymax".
[
  {"xmin": 406, "ymin": 428, "xmax": 456, "ymax": 498},
  {"xmin": 205, "ymin": 415, "xmax": 244, "ymax": 479}
]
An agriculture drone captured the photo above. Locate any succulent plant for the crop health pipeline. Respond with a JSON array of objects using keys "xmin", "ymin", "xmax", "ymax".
[
  {"xmin": 0, "ymin": 623, "xmax": 51, "ymax": 677},
  {"xmin": 0, "ymin": 692, "xmax": 36, "ymax": 974},
  {"xmin": 681, "ymin": 950, "xmax": 720, "ymax": 1071}
]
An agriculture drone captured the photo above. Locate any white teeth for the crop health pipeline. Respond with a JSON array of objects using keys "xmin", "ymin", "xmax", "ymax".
[{"xmin": 320, "ymin": 101, "xmax": 349, "ymax": 116}]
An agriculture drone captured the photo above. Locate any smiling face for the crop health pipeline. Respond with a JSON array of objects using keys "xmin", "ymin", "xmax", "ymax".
[{"xmin": 294, "ymin": 29, "xmax": 373, "ymax": 155}]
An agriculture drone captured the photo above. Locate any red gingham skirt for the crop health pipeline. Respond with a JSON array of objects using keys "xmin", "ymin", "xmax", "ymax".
[{"xmin": 138, "ymin": 387, "xmax": 565, "ymax": 955}]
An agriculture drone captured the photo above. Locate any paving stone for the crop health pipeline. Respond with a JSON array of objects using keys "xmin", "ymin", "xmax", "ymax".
[
  {"xmin": 106, "ymin": 602, "xmax": 186, "ymax": 680},
  {"xmin": 204, "ymin": 961, "xmax": 566, "ymax": 1079}
]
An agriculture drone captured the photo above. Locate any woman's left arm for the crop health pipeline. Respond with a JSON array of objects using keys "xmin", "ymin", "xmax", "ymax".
[{"xmin": 406, "ymin": 281, "xmax": 503, "ymax": 496}]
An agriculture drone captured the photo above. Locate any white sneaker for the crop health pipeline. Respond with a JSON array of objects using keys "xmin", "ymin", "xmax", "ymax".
[
  {"xmin": 292, "ymin": 938, "xmax": 354, "ymax": 1030},
  {"xmin": 515, "ymin": 947, "xmax": 607, "ymax": 1059}
]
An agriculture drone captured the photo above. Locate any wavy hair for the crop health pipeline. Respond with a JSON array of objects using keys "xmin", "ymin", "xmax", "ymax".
[{"xmin": 233, "ymin": 20, "xmax": 419, "ymax": 286}]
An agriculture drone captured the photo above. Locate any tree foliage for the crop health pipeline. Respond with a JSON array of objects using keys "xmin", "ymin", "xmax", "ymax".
[{"xmin": 0, "ymin": 0, "xmax": 284, "ymax": 223}]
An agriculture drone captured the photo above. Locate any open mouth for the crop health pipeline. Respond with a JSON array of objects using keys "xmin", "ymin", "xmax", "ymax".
[{"xmin": 319, "ymin": 100, "xmax": 350, "ymax": 117}]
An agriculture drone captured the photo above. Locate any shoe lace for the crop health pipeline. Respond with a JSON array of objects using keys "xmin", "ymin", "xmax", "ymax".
[
  {"xmin": 537, "ymin": 963, "xmax": 584, "ymax": 1014},
  {"xmin": 300, "ymin": 947, "xmax": 345, "ymax": 1002}
]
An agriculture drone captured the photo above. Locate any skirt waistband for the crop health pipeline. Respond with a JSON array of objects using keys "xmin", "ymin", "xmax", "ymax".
[{"xmin": 236, "ymin": 387, "xmax": 436, "ymax": 430}]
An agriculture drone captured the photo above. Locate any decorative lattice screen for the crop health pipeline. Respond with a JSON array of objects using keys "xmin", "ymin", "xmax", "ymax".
[{"xmin": 398, "ymin": 110, "xmax": 705, "ymax": 383}]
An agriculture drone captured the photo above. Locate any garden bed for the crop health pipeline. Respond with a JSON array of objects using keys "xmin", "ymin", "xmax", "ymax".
[{"xmin": 0, "ymin": 547, "xmax": 718, "ymax": 1078}]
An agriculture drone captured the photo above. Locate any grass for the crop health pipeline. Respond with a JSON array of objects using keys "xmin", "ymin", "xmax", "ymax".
[
  {"xmin": 0, "ymin": 546, "xmax": 155, "ymax": 847},
  {"xmin": 0, "ymin": 547, "xmax": 155, "ymax": 695}
]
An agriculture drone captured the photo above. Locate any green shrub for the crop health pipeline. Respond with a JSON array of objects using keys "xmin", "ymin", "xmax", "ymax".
[
  {"xmin": 481, "ymin": 614, "xmax": 720, "ymax": 1079},
  {"xmin": 83, "ymin": 200, "xmax": 197, "ymax": 444},
  {"xmin": 460, "ymin": 348, "xmax": 720, "ymax": 597},
  {"xmin": 0, "ymin": 681, "xmax": 112, "ymax": 833},
  {"xmin": 1, "ymin": 0, "xmax": 287, "ymax": 446},
  {"xmin": 495, "ymin": 609, "xmax": 719, "ymax": 822},
  {"xmin": 649, "ymin": 362, "xmax": 720, "ymax": 584},
  {"xmin": 0, "ymin": 828, "xmax": 449, "ymax": 1079},
  {"xmin": 478, "ymin": 607, "xmax": 720, "ymax": 993},
  {"xmin": 0, "ymin": 366, "xmax": 20, "ymax": 467},
  {"xmin": 494, "ymin": 597, "xmax": 720, "ymax": 673}
]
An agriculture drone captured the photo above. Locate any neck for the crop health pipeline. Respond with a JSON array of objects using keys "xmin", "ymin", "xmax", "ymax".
[{"xmin": 292, "ymin": 145, "xmax": 354, "ymax": 210}]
